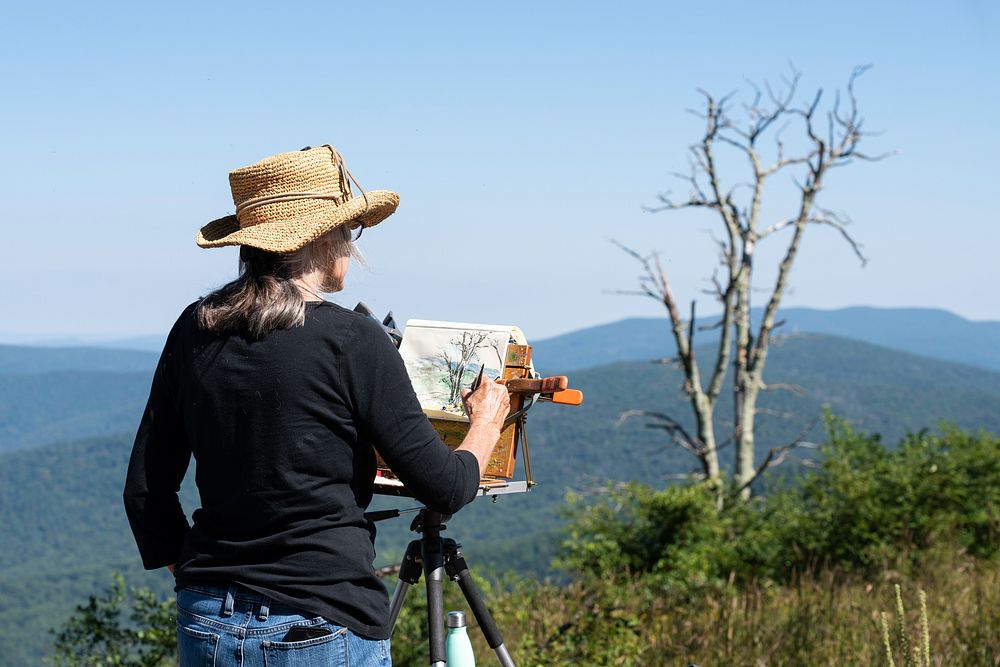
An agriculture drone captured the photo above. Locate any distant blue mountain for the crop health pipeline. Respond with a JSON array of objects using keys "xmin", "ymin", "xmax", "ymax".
[
  {"xmin": 0, "ymin": 334, "xmax": 166, "ymax": 351},
  {"xmin": 91, "ymin": 334, "xmax": 167, "ymax": 352},
  {"xmin": 532, "ymin": 307, "xmax": 1000, "ymax": 373},
  {"xmin": 0, "ymin": 344, "xmax": 158, "ymax": 374}
]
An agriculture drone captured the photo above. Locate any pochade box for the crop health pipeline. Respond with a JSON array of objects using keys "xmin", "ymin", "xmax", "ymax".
[{"xmin": 373, "ymin": 320, "xmax": 537, "ymax": 497}]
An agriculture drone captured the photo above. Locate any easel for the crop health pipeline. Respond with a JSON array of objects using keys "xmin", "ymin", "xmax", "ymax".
[
  {"xmin": 382, "ymin": 508, "xmax": 514, "ymax": 667},
  {"xmin": 369, "ymin": 343, "xmax": 582, "ymax": 666}
]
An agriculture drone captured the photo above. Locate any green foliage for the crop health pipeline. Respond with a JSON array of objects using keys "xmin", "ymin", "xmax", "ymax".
[
  {"xmin": 764, "ymin": 417, "xmax": 1000, "ymax": 574},
  {"xmin": 47, "ymin": 573, "xmax": 175, "ymax": 667},
  {"xmin": 560, "ymin": 420, "xmax": 1000, "ymax": 588},
  {"xmin": 558, "ymin": 482, "xmax": 734, "ymax": 591}
]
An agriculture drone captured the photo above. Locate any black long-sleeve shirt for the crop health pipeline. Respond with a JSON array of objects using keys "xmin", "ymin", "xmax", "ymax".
[{"xmin": 123, "ymin": 300, "xmax": 480, "ymax": 639}]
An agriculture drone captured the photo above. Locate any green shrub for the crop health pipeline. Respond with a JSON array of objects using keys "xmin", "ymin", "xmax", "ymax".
[
  {"xmin": 762, "ymin": 418, "xmax": 1000, "ymax": 576},
  {"xmin": 560, "ymin": 420, "xmax": 1000, "ymax": 586},
  {"xmin": 47, "ymin": 573, "xmax": 174, "ymax": 667},
  {"xmin": 558, "ymin": 482, "xmax": 737, "ymax": 592}
]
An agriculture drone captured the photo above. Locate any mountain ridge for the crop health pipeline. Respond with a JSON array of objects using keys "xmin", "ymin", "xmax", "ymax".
[
  {"xmin": 0, "ymin": 344, "xmax": 157, "ymax": 375},
  {"xmin": 531, "ymin": 306, "xmax": 1000, "ymax": 373},
  {"xmin": 2, "ymin": 307, "xmax": 998, "ymax": 375},
  {"xmin": 3, "ymin": 306, "xmax": 999, "ymax": 456}
]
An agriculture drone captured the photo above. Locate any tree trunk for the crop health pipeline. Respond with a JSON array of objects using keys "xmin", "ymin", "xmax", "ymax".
[
  {"xmin": 732, "ymin": 241, "xmax": 754, "ymax": 499},
  {"xmin": 733, "ymin": 381, "xmax": 759, "ymax": 500},
  {"xmin": 692, "ymin": 392, "xmax": 722, "ymax": 507},
  {"xmin": 692, "ymin": 389, "xmax": 720, "ymax": 471}
]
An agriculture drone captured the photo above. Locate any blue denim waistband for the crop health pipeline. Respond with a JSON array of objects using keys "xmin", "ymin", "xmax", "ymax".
[
  {"xmin": 179, "ymin": 583, "xmax": 274, "ymax": 620},
  {"xmin": 181, "ymin": 583, "xmax": 269, "ymax": 604}
]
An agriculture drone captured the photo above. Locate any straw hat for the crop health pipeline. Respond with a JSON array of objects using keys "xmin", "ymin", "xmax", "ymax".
[{"xmin": 196, "ymin": 144, "xmax": 399, "ymax": 252}]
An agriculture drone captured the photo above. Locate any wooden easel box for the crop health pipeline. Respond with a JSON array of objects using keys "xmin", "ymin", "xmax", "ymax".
[{"xmin": 376, "ymin": 344, "xmax": 532, "ymax": 481}]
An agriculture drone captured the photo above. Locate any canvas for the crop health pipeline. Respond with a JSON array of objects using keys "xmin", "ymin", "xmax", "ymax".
[{"xmin": 399, "ymin": 320, "xmax": 529, "ymax": 421}]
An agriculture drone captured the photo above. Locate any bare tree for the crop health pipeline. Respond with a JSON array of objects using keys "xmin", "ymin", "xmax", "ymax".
[
  {"xmin": 617, "ymin": 66, "xmax": 889, "ymax": 503},
  {"xmin": 438, "ymin": 331, "xmax": 491, "ymax": 408}
]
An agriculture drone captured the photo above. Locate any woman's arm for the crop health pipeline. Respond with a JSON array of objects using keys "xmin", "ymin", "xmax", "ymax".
[{"xmin": 123, "ymin": 334, "xmax": 193, "ymax": 571}]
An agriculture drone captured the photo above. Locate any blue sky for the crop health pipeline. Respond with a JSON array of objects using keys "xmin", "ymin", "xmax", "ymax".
[{"xmin": 1, "ymin": 1, "xmax": 997, "ymax": 341}]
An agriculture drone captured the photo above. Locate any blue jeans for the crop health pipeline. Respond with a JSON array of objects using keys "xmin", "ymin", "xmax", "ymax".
[{"xmin": 176, "ymin": 584, "xmax": 391, "ymax": 667}]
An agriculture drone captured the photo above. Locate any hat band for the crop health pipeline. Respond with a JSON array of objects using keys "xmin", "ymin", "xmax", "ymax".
[{"xmin": 235, "ymin": 191, "xmax": 356, "ymax": 226}]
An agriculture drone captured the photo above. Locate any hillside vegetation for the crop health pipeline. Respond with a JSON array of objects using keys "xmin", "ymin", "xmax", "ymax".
[
  {"xmin": 50, "ymin": 423, "xmax": 1000, "ymax": 666},
  {"xmin": 3, "ymin": 325, "xmax": 1000, "ymax": 663},
  {"xmin": 0, "ymin": 371, "xmax": 151, "ymax": 453},
  {"xmin": 475, "ymin": 421, "xmax": 1000, "ymax": 666}
]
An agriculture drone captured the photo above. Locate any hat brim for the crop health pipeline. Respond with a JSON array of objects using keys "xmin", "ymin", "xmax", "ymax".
[{"xmin": 196, "ymin": 190, "xmax": 399, "ymax": 253}]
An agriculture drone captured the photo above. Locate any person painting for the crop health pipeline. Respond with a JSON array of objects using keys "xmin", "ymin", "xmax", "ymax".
[{"xmin": 123, "ymin": 145, "xmax": 510, "ymax": 666}]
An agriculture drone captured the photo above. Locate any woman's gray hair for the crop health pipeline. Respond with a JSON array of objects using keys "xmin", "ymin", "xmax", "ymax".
[{"xmin": 197, "ymin": 223, "xmax": 362, "ymax": 338}]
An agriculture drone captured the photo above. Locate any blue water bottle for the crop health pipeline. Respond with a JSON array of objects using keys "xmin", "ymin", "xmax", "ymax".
[{"xmin": 446, "ymin": 611, "xmax": 476, "ymax": 666}]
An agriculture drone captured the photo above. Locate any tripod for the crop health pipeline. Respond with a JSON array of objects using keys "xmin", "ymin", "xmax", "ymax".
[{"xmin": 384, "ymin": 508, "xmax": 516, "ymax": 667}]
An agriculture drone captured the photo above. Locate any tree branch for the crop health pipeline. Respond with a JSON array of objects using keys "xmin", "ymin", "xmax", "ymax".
[
  {"xmin": 808, "ymin": 208, "xmax": 867, "ymax": 266},
  {"xmin": 616, "ymin": 409, "xmax": 704, "ymax": 458},
  {"xmin": 760, "ymin": 382, "xmax": 806, "ymax": 396},
  {"xmin": 730, "ymin": 415, "xmax": 823, "ymax": 496}
]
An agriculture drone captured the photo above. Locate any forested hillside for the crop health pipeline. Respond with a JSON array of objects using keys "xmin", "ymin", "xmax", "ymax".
[
  {"xmin": 3, "ymin": 333, "xmax": 1000, "ymax": 663},
  {"xmin": 0, "ymin": 371, "xmax": 151, "ymax": 453}
]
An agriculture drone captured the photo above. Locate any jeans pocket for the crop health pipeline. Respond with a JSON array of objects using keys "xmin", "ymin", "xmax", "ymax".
[
  {"xmin": 177, "ymin": 621, "xmax": 220, "ymax": 667},
  {"xmin": 261, "ymin": 626, "xmax": 347, "ymax": 667}
]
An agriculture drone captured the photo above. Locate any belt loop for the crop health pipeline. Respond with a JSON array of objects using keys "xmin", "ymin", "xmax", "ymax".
[
  {"xmin": 222, "ymin": 586, "xmax": 236, "ymax": 617},
  {"xmin": 257, "ymin": 598, "xmax": 270, "ymax": 622}
]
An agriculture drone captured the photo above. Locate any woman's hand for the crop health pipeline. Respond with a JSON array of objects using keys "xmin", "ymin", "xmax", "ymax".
[
  {"xmin": 457, "ymin": 379, "xmax": 511, "ymax": 476},
  {"xmin": 461, "ymin": 379, "xmax": 510, "ymax": 432}
]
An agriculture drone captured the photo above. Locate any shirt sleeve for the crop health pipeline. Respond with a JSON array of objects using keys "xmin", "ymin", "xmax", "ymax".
[
  {"xmin": 123, "ymin": 314, "xmax": 193, "ymax": 570},
  {"xmin": 343, "ymin": 316, "xmax": 481, "ymax": 515}
]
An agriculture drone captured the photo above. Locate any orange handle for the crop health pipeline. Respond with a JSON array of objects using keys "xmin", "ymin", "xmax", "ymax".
[{"xmin": 542, "ymin": 389, "xmax": 583, "ymax": 405}]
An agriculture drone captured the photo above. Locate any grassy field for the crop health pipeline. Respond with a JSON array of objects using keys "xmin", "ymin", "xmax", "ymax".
[{"xmin": 387, "ymin": 551, "xmax": 1000, "ymax": 666}]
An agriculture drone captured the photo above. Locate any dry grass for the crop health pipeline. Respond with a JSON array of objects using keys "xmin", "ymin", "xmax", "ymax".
[{"xmin": 460, "ymin": 553, "xmax": 1000, "ymax": 666}]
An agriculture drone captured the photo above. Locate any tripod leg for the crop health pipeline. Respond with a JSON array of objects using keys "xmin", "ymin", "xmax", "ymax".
[
  {"xmin": 446, "ymin": 549, "xmax": 517, "ymax": 667},
  {"xmin": 423, "ymin": 537, "xmax": 447, "ymax": 667},
  {"xmin": 388, "ymin": 540, "xmax": 423, "ymax": 635}
]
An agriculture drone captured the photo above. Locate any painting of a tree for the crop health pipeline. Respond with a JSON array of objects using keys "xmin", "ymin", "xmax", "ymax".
[{"xmin": 437, "ymin": 331, "xmax": 491, "ymax": 408}]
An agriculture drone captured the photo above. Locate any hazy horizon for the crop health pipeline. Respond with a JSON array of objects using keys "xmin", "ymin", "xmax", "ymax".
[{"xmin": 2, "ymin": 303, "xmax": 997, "ymax": 350}]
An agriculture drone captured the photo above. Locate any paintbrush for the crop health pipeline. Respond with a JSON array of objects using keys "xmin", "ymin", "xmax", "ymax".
[{"xmin": 470, "ymin": 363, "xmax": 487, "ymax": 393}]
